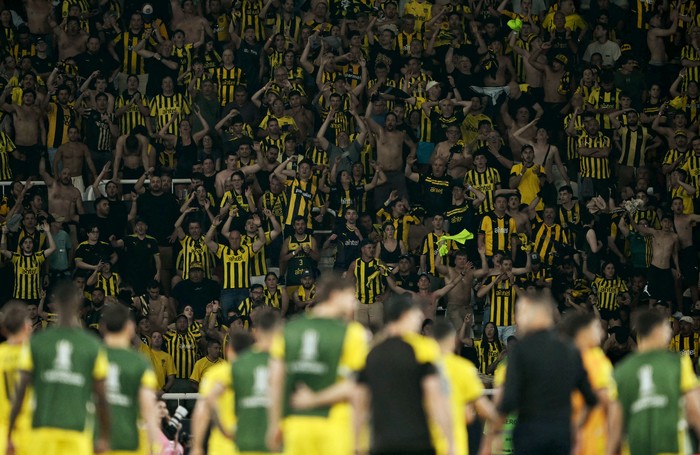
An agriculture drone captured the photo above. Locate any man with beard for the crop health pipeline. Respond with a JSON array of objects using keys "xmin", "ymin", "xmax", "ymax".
[
  {"xmin": 39, "ymin": 158, "xmax": 85, "ymax": 231},
  {"xmin": 235, "ymin": 284, "xmax": 267, "ymax": 328},
  {"xmin": 170, "ymin": 262, "xmax": 221, "ymax": 320},
  {"xmin": 79, "ymin": 197, "xmax": 122, "ymax": 242},
  {"xmin": 405, "ymin": 157, "xmax": 452, "ymax": 217},
  {"xmin": 84, "ymin": 287, "xmax": 107, "ymax": 330},
  {"xmin": 324, "ymin": 207, "xmax": 363, "ymax": 272}
]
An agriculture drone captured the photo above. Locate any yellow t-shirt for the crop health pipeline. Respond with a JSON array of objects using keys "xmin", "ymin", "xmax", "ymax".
[
  {"xmin": 190, "ymin": 357, "xmax": 221, "ymax": 384},
  {"xmin": 143, "ymin": 348, "xmax": 176, "ymax": 391},
  {"xmin": 198, "ymin": 361, "xmax": 236, "ymax": 455},
  {"xmin": 510, "ymin": 163, "xmax": 545, "ymax": 210},
  {"xmin": 442, "ymin": 353, "xmax": 484, "ymax": 455},
  {"xmin": 573, "ymin": 347, "xmax": 616, "ymax": 455},
  {"xmin": 0, "ymin": 342, "xmax": 33, "ymax": 455}
]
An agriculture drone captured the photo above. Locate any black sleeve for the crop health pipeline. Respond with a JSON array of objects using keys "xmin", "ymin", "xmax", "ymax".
[
  {"xmin": 574, "ymin": 349, "xmax": 598, "ymax": 407},
  {"xmin": 497, "ymin": 343, "xmax": 522, "ymax": 416},
  {"xmin": 417, "ymin": 361, "xmax": 438, "ymax": 379}
]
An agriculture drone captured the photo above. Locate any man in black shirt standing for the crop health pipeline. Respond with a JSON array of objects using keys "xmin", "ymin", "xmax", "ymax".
[
  {"xmin": 136, "ymin": 169, "xmax": 180, "ymax": 294},
  {"xmin": 496, "ymin": 291, "xmax": 597, "ymax": 455},
  {"xmin": 356, "ymin": 294, "xmax": 454, "ymax": 455},
  {"xmin": 110, "ymin": 217, "xmax": 161, "ymax": 295}
]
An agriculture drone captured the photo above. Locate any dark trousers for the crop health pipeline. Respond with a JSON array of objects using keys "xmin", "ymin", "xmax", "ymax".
[{"xmin": 513, "ymin": 421, "xmax": 571, "ymax": 455}]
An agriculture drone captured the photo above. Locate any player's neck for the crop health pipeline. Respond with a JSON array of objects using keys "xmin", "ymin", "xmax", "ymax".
[{"xmin": 104, "ymin": 333, "xmax": 130, "ymax": 348}]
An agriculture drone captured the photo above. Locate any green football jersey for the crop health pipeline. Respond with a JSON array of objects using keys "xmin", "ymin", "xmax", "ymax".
[
  {"xmin": 232, "ymin": 349, "xmax": 271, "ymax": 453},
  {"xmin": 282, "ymin": 315, "xmax": 348, "ymax": 417},
  {"xmin": 104, "ymin": 347, "xmax": 156, "ymax": 452},
  {"xmin": 614, "ymin": 350, "xmax": 688, "ymax": 455},
  {"xmin": 23, "ymin": 327, "xmax": 106, "ymax": 432}
]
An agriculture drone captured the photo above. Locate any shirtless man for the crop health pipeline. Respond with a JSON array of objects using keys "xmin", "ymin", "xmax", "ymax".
[
  {"xmin": 652, "ymin": 104, "xmax": 697, "ymax": 150},
  {"xmin": 435, "ymin": 248, "xmax": 491, "ymax": 329},
  {"xmin": 507, "ymin": 192, "xmax": 532, "ymax": 236},
  {"xmin": 39, "ymin": 156, "xmax": 84, "ymax": 246},
  {"xmin": 501, "ymin": 100, "xmax": 538, "ymax": 153},
  {"xmin": 508, "ymin": 32, "xmax": 544, "ymax": 91},
  {"xmin": 53, "ymin": 126, "xmax": 97, "ymax": 194},
  {"xmin": 284, "ymin": 91, "xmax": 313, "ymax": 140},
  {"xmin": 647, "ymin": 6, "xmax": 679, "ymax": 67},
  {"xmin": 528, "ymin": 43, "xmax": 568, "ymax": 117},
  {"xmin": 431, "ymin": 125, "xmax": 470, "ymax": 180},
  {"xmin": 0, "ymin": 87, "xmax": 45, "ymax": 178},
  {"xmin": 365, "ymin": 101, "xmax": 416, "ymax": 208},
  {"xmin": 671, "ymin": 197, "xmax": 700, "ymax": 304},
  {"xmin": 23, "ymin": 0, "xmax": 52, "ymax": 35},
  {"xmin": 52, "ymin": 16, "xmax": 89, "ymax": 60},
  {"xmin": 170, "ymin": 0, "xmax": 213, "ymax": 44},
  {"xmin": 481, "ymin": 40, "xmax": 515, "ymax": 88},
  {"xmin": 630, "ymin": 212, "xmax": 681, "ymax": 305},
  {"xmin": 113, "ymin": 133, "xmax": 151, "ymax": 181},
  {"xmin": 387, "ymin": 270, "xmax": 465, "ymax": 321}
]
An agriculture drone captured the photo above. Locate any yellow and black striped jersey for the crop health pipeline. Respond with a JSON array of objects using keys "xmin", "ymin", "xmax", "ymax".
[
  {"xmin": 0, "ymin": 131, "xmax": 15, "ymax": 181},
  {"xmin": 464, "ymin": 168, "xmax": 501, "ymax": 215},
  {"xmin": 214, "ymin": 65, "xmax": 246, "ymax": 107},
  {"xmin": 149, "ymin": 93, "xmax": 191, "ymax": 136},
  {"xmin": 115, "ymin": 92, "xmax": 148, "ymax": 135},
  {"xmin": 587, "ymin": 87, "xmax": 621, "ymax": 131},
  {"xmin": 479, "ymin": 213, "xmax": 516, "ymax": 257},
  {"xmin": 11, "ymin": 251, "xmax": 45, "ymax": 300},
  {"xmin": 617, "ymin": 125, "xmax": 652, "ymax": 167},
  {"xmin": 163, "ymin": 328, "xmax": 202, "ymax": 379},
  {"xmin": 112, "ymin": 30, "xmax": 150, "ymax": 74},
  {"xmin": 578, "ymin": 132, "xmax": 611, "ymax": 179}
]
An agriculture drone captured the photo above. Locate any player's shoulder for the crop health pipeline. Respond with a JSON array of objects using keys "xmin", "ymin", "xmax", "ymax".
[{"xmin": 401, "ymin": 332, "xmax": 440, "ymax": 364}]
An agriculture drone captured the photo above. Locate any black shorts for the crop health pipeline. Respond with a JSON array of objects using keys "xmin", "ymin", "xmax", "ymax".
[
  {"xmin": 647, "ymin": 265, "xmax": 674, "ymax": 303},
  {"xmin": 680, "ymin": 247, "xmax": 698, "ymax": 283}
]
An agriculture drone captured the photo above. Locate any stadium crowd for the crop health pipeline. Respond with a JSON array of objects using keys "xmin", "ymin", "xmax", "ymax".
[{"xmin": 1, "ymin": 0, "xmax": 700, "ymax": 452}]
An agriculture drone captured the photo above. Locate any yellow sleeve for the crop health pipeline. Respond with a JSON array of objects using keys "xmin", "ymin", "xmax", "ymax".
[
  {"xmin": 493, "ymin": 361, "xmax": 507, "ymax": 388},
  {"xmin": 270, "ymin": 332, "xmax": 285, "ymax": 360},
  {"xmin": 509, "ymin": 218, "xmax": 517, "ymax": 233},
  {"xmin": 587, "ymin": 348, "xmax": 613, "ymax": 390},
  {"xmin": 452, "ymin": 355, "xmax": 484, "ymax": 403},
  {"xmin": 509, "ymin": 164, "xmax": 521, "ymax": 176},
  {"xmin": 199, "ymin": 362, "xmax": 232, "ymax": 397},
  {"xmin": 165, "ymin": 354, "xmax": 176, "ymax": 376},
  {"xmin": 141, "ymin": 369, "xmax": 158, "ymax": 390},
  {"xmin": 339, "ymin": 322, "xmax": 368, "ymax": 377},
  {"xmin": 17, "ymin": 342, "xmax": 32, "ymax": 372},
  {"xmin": 680, "ymin": 355, "xmax": 698, "ymax": 393},
  {"xmin": 405, "ymin": 333, "xmax": 440, "ymax": 364},
  {"xmin": 93, "ymin": 349, "xmax": 108, "ymax": 380},
  {"xmin": 190, "ymin": 360, "xmax": 203, "ymax": 382}
]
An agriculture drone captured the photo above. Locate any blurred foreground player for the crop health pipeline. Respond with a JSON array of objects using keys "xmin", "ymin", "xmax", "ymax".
[{"xmin": 7, "ymin": 282, "xmax": 111, "ymax": 454}]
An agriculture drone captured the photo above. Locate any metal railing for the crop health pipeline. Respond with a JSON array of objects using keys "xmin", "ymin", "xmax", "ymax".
[{"xmin": 0, "ymin": 178, "xmax": 193, "ymax": 197}]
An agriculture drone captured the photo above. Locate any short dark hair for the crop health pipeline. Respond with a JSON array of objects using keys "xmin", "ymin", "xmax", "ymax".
[
  {"xmin": 102, "ymin": 303, "xmax": 132, "ymax": 333},
  {"xmin": 634, "ymin": 309, "xmax": 667, "ymax": 339},
  {"xmin": 433, "ymin": 320, "xmax": 456, "ymax": 341},
  {"xmin": 1, "ymin": 301, "xmax": 28, "ymax": 335},
  {"xmin": 228, "ymin": 327, "xmax": 255, "ymax": 354},
  {"xmin": 315, "ymin": 273, "xmax": 355, "ymax": 304},
  {"xmin": 384, "ymin": 294, "xmax": 418, "ymax": 324},
  {"xmin": 560, "ymin": 311, "xmax": 597, "ymax": 339}
]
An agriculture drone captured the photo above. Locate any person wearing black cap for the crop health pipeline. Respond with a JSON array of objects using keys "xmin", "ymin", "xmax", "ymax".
[{"xmin": 609, "ymin": 107, "xmax": 656, "ymax": 188}]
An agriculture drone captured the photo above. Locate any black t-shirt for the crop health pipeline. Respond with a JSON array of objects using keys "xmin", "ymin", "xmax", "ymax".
[
  {"xmin": 370, "ymin": 43, "xmax": 401, "ymax": 77},
  {"xmin": 236, "ymin": 41, "xmax": 263, "ymax": 87},
  {"xmin": 508, "ymin": 91, "xmax": 539, "ymax": 118},
  {"xmin": 358, "ymin": 336, "xmax": 438, "ymax": 452},
  {"xmin": 137, "ymin": 191, "xmax": 180, "ymax": 245},
  {"xmin": 171, "ymin": 278, "xmax": 221, "ymax": 319},
  {"xmin": 121, "ymin": 234, "xmax": 159, "ymax": 272},
  {"xmin": 394, "ymin": 272, "xmax": 419, "ymax": 292},
  {"xmin": 79, "ymin": 213, "xmax": 120, "ymax": 242},
  {"xmin": 419, "ymin": 173, "xmax": 452, "ymax": 216},
  {"xmin": 430, "ymin": 110, "xmax": 465, "ymax": 143},
  {"xmin": 145, "ymin": 57, "xmax": 180, "ymax": 97},
  {"xmin": 333, "ymin": 224, "xmax": 361, "ymax": 270}
]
